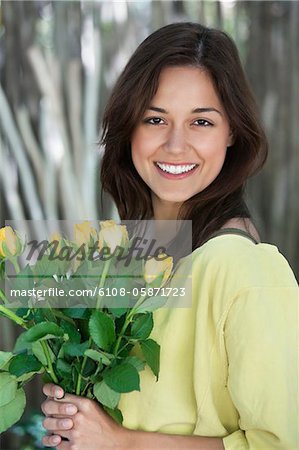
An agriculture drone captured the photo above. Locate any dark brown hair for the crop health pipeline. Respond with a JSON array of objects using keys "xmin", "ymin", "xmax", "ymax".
[{"xmin": 100, "ymin": 22, "xmax": 268, "ymax": 251}]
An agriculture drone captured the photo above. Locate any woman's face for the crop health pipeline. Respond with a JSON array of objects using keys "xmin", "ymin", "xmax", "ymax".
[{"xmin": 131, "ymin": 66, "xmax": 233, "ymax": 219}]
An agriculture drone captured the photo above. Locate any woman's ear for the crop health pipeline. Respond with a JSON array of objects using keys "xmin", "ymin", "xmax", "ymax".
[{"xmin": 227, "ymin": 130, "xmax": 235, "ymax": 147}]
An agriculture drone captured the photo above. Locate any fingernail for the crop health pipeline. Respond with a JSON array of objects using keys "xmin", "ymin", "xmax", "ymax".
[
  {"xmin": 55, "ymin": 389, "xmax": 64, "ymax": 398},
  {"xmin": 52, "ymin": 436, "xmax": 60, "ymax": 444},
  {"xmin": 66, "ymin": 405, "xmax": 77, "ymax": 414},
  {"xmin": 62, "ymin": 419, "xmax": 72, "ymax": 428}
]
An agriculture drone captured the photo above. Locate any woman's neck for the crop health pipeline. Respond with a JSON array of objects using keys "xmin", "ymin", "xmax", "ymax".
[{"xmin": 152, "ymin": 195, "xmax": 182, "ymax": 220}]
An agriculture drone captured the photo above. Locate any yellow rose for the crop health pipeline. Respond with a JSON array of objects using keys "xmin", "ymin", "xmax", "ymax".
[
  {"xmin": 144, "ymin": 253, "xmax": 173, "ymax": 287},
  {"xmin": 49, "ymin": 232, "xmax": 62, "ymax": 242},
  {"xmin": 0, "ymin": 226, "xmax": 22, "ymax": 258},
  {"xmin": 98, "ymin": 220, "xmax": 129, "ymax": 253},
  {"xmin": 74, "ymin": 221, "xmax": 97, "ymax": 247}
]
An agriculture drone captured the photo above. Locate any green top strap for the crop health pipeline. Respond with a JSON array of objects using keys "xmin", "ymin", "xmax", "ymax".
[{"xmin": 209, "ymin": 227, "xmax": 259, "ymax": 245}]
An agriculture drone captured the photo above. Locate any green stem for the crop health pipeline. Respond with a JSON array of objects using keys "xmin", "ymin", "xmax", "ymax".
[
  {"xmin": 51, "ymin": 309, "xmax": 75, "ymax": 324},
  {"xmin": 76, "ymin": 336, "xmax": 92, "ymax": 395},
  {"xmin": 81, "ymin": 381, "xmax": 91, "ymax": 397},
  {"xmin": 77, "ymin": 258, "xmax": 113, "ymax": 394},
  {"xmin": 0, "ymin": 288, "xmax": 9, "ymax": 305},
  {"xmin": 112, "ymin": 293, "xmax": 148, "ymax": 357},
  {"xmin": 11, "ymin": 258, "xmax": 20, "ymax": 274},
  {"xmin": 40, "ymin": 340, "xmax": 59, "ymax": 384},
  {"xmin": 95, "ymin": 259, "xmax": 112, "ymax": 309},
  {"xmin": 0, "ymin": 303, "xmax": 28, "ymax": 328},
  {"xmin": 130, "ymin": 293, "xmax": 148, "ymax": 315},
  {"xmin": 116, "ymin": 341, "xmax": 130, "ymax": 356},
  {"xmin": 113, "ymin": 314, "xmax": 133, "ymax": 357}
]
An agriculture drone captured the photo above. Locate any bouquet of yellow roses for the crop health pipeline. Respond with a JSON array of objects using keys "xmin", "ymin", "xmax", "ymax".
[{"xmin": 0, "ymin": 220, "xmax": 173, "ymax": 433}]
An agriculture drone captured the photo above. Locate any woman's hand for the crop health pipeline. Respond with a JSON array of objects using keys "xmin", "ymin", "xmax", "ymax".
[{"xmin": 41, "ymin": 383, "xmax": 130, "ymax": 449}]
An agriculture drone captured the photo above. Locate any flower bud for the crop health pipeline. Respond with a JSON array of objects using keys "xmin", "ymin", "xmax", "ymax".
[
  {"xmin": 98, "ymin": 220, "xmax": 129, "ymax": 253},
  {"xmin": 74, "ymin": 221, "xmax": 97, "ymax": 247},
  {"xmin": 0, "ymin": 226, "xmax": 23, "ymax": 258},
  {"xmin": 144, "ymin": 254, "xmax": 173, "ymax": 287}
]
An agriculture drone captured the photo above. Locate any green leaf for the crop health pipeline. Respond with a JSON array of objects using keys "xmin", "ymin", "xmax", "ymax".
[
  {"xmin": 103, "ymin": 363, "xmax": 140, "ymax": 393},
  {"xmin": 31, "ymin": 341, "xmax": 55, "ymax": 365},
  {"xmin": 75, "ymin": 259, "xmax": 105, "ymax": 279},
  {"xmin": 135, "ymin": 295, "xmax": 168, "ymax": 313},
  {"xmin": 117, "ymin": 342, "xmax": 135, "ymax": 358},
  {"xmin": 23, "ymin": 322, "xmax": 64, "ymax": 342},
  {"xmin": 15, "ymin": 308, "xmax": 32, "ymax": 319},
  {"xmin": 103, "ymin": 406, "xmax": 123, "ymax": 425},
  {"xmin": 108, "ymin": 307, "xmax": 128, "ymax": 318},
  {"xmin": 0, "ymin": 388, "xmax": 26, "ymax": 433},
  {"xmin": 56, "ymin": 359, "xmax": 72, "ymax": 378},
  {"xmin": 0, "ymin": 373, "xmax": 17, "ymax": 407},
  {"xmin": 32, "ymin": 307, "xmax": 56, "ymax": 323},
  {"xmin": 62, "ymin": 341, "xmax": 89, "ymax": 357},
  {"xmin": 94, "ymin": 380, "xmax": 120, "ymax": 409},
  {"xmin": 89, "ymin": 311, "xmax": 115, "ymax": 351},
  {"xmin": 32, "ymin": 255, "xmax": 58, "ymax": 277},
  {"xmin": 0, "ymin": 351, "xmax": 14, "ymax": 370},
  {"xmin": 60, "ymin": 320, "xmax": 81, "ymax": 343},
  {"xmin": 140, "ymin": 339, "xmax": 160, "ymax": 380},
  {"xmin": 13, "ymin": 332, "xmax": 32, "ymax": 353},
  {"xmin": 50, "ymin": 340, "xmax": 63, "ymax": 358},
  {"xmin": 42, "ymin": 372, "xmax": 53, "ymax": 385},
  {"xmin": 131, "ymin": 314, "xmax": 153, "ymax": 339},
  {"xmin": 17, "ymin": 368, "xmax": 44, "ymax": 383},
  {"xmin": 61, "ymin": 308, "xmax": 90, "ymax": 319},
  {"xmin": 8, "ymin": 265, "xmax": 34, "ymax": 301},
  {"xmin": 59, "ymin": 377, "xmax": 74, "ymax": 394},
  {"xmin": 82, "ymin": 358, "xmax": 97, "ymax": 378},
  {"xmin": 9, "ymin": 353, "xmax": 42, "ymax": 377},
  {"xmin": 76, "ymin": 319, "xmax": 90, "ymax": 341},
  {"xmin": 84, "ymin": 349, "xmax": 113, "ymax": 366},
  {"xmin": 123, "ymin": 356, "xmax": 145, "ymax": 372},
  {"xmin": 146, "ymin": 272, "xmax": 165, "ymax": 289}
]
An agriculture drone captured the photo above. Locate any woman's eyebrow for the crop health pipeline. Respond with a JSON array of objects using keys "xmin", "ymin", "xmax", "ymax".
[
  {"xmin": 192, "ymin": 107, "xmax": 223, "ymax": 116},
  {"xmin": 148, "ymin": 105, "xmax": 222, "ymax": 116},
  {"xmin": 148, "ymin": 106, "xmax": 168, "ymax": 113}
]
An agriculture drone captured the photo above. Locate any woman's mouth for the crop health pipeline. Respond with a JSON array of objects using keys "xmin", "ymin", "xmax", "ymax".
[{"xmin": 154, "ymin": 162, "xmax": 199, "ymax": 179}]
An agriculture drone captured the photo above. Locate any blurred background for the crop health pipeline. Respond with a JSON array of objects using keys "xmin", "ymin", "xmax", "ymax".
[{"xmin": 0, "ymin": 1, "xmax": 298, "ymax": 448}]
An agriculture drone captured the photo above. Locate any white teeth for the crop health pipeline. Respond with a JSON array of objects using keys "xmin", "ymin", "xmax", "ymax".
[{"xmin": 156, "ymin": 162, "xmax": 197, "ymax": 174}]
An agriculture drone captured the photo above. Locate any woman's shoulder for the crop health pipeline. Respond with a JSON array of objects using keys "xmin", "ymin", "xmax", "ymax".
[
  {"xmin": 219, "ymin": 217, "xmax": 261, "ymax": 243},
  {"xmin": 191, "ymin": 224, "xmax": 297, "ymax": 290}
]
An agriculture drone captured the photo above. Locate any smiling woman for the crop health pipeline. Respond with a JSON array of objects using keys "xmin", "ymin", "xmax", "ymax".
[
  {"xmin": 131, "ymin": 67, "xmax": 233, "ymax": 220},
  {"xmin": 40, "ymin": 22, "xmax": 298, "ymax": 450},
  {"xmin": 100, "ymin": 22, "xmax": 268, "ymax": 244}
]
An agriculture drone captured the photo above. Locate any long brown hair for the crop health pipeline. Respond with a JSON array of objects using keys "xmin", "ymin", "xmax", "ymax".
[{"xmin": 100, "ymin": 22, "xmax": 268, "ymax": 251}]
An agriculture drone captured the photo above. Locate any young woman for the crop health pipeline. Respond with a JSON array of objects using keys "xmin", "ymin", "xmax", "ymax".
[{"xmin": 41, "ymin": 22, "xmax": 298, "ymax": 449}]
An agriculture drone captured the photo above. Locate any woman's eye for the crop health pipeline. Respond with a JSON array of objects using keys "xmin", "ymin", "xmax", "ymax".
[
  {"xmin": 143, "ymin": 117, "xmax": 165, "ymax": 125},
  {"xmin": 194, "ymin": 119, "xmax": 212, "ymax": 127}
]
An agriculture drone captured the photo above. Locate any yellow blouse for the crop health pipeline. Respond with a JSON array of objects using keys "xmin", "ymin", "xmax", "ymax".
[{"xmin": 118, "ymin": 234, "xmax": 299, "ymax": 449}]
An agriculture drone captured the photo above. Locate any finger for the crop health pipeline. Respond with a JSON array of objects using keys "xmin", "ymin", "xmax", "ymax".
[
  {"xmin": 43, "ymin": 383, "xmax": 65, "ymax": 399},
  {"xmin": 56, "ymin": 430, "xmax": 72, "ymax": 440},
  {"xmin": 43, "ymin": 417, "xmax": 74, "ymax": 432},
  {"xmin": 42, "ymin": 399, "xmax": 78, "ymax": 416},
  {"xmin": 42, "ymin": 434, "xmax": 62, "ymax": 447},
  {"xmin": 54, "ymin": 392, "xmax": 85, "ymax": 405},
  {"xmin": 55, "ymin": 394, "xmax": 97, "ymax": 414}
]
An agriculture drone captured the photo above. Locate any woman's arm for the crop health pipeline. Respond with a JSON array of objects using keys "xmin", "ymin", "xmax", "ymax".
[
  {"xmin": 41, "ymin": 384, "xmax": 224, "ymax": 450},
  {"xmin": 221, "ymin": 285, "xmax": 298, "ymax": 449},
  {"xmin": 128, "ymin": 429, "xmax": 224, "ymax": 450}
]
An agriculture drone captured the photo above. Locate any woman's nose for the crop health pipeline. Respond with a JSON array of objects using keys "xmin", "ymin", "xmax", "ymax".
[{"xmin": 164, "ymin": 128, "xmax": 189, "ymax": 155}]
